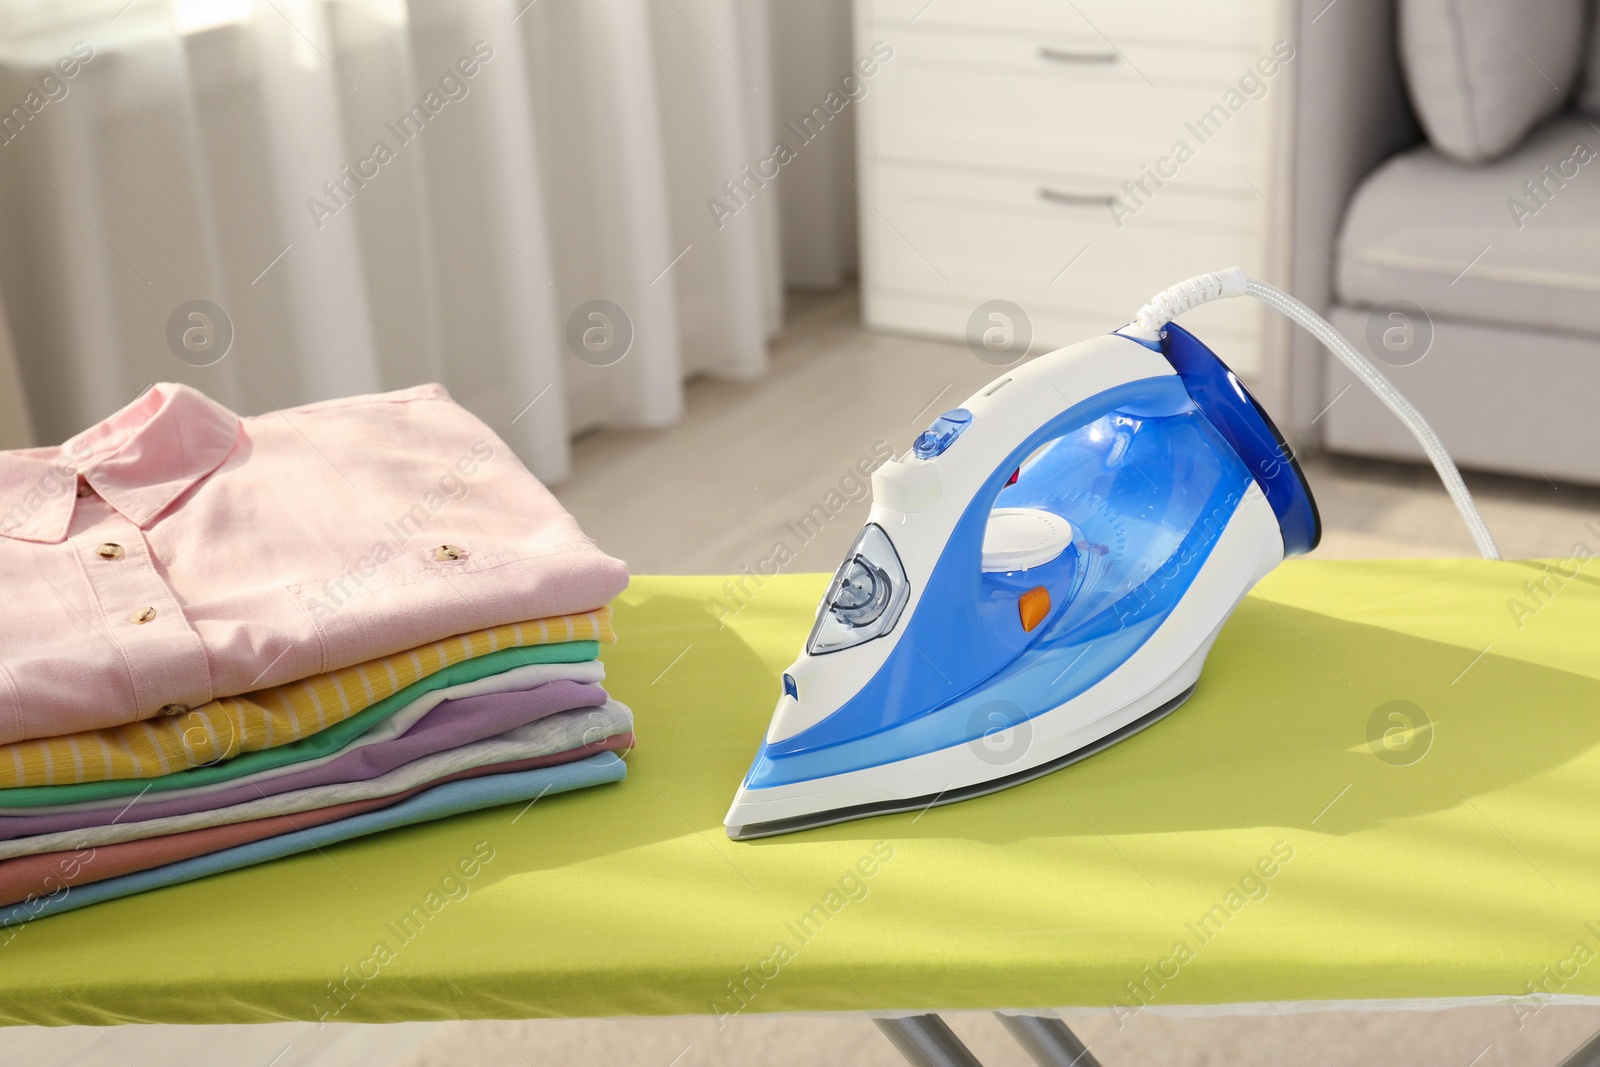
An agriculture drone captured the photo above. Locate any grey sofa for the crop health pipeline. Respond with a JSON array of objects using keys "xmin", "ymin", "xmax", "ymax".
[{"xmin": 1266, "ymin": 0, "xmax": 1600, "ymax": 486}]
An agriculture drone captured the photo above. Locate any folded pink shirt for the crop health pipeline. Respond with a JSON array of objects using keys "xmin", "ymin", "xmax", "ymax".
[{"xmin": 0, "ymin": 383, "xmax": 628, "ymax": 744}]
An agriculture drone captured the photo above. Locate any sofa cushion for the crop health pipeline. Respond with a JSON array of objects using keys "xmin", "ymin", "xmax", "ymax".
[
  {"xmin": 1399, "ymin": 0, "xmax": 1587, "ymax": 162},
  {"xmin": 1337, "ymin": 114, "xmax": 1600, "ymax": 337}
]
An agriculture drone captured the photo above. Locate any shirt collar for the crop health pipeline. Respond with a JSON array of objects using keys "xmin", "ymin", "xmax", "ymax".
[{"xmin": 0, "ymin": 383, "xmax": 239, "ymax": 543}]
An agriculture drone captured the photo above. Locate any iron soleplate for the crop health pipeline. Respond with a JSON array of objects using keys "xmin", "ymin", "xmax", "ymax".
[{"xmin": 726, "ymin": 683, "xmax": 1197, "ymax": 841}]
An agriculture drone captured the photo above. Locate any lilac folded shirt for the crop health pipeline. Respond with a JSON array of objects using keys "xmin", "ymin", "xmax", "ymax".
[
  {"xmin": 0, "ymin": 382, "xmax": 629, "ymax": 743},
  {"xmin": 0, "ymin": 679, "xmax": 607, "ymax": 841}
]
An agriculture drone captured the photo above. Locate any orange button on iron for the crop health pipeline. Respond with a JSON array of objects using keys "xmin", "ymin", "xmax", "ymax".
[{"xmin": 1018, "ymin": 585, "xmax": 1050, "ymax": 632}]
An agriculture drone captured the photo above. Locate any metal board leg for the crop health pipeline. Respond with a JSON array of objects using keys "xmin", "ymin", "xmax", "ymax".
[
  {"xmin": 1559, "ymin": 1028, "xmax": 1600, "ymax": 1067},
  {"xmin": 874, "ymin": 1015, "xmax": 987, "ymax": 1067},
  {"xmin": 996, "ymin": 1013, "xmax": 1103, "ymax": 1067}
]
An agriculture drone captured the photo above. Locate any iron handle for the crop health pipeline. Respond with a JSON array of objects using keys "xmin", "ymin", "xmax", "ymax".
[
  {"xmin": 1038, "ymin": 187, "xmax": 1117, "ymax": 208},
  {"xmin": 1037, "ymin": 46, "xmax": 1118, "ymax": 65}
]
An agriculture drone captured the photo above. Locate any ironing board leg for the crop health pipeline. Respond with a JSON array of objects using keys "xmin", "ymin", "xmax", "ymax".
[
  {"xmin": 1558, "ymin": 1027, "xmax": 1600, "ymax": 1067},
  {"xmin": 996, "ymin": 1014, "xmax": 1104, "ymax": 1067},
  {"xmin": 874, "ymin": 1015, "xmax": 987, "ymax": 1067}
]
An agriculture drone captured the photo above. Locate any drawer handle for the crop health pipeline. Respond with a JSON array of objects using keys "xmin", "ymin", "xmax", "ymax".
[
  {"xmin": 1039, "ymin": 187, "xmax": 1117, "ymax": 208},
  {"xmin": 1038, "ymin": 46, "xmax": 1119, "ymax": 65}
]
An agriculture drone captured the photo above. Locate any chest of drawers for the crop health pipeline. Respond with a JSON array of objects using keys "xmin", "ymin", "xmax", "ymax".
[{"xmin": 855, "ymin": 0, "xmax": 1283, "ymax": 375}]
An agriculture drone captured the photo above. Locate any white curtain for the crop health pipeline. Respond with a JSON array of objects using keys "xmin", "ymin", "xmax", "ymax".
[{"xmin": 0, "ymin": 0, "xmax": 853, "ymax": 481}]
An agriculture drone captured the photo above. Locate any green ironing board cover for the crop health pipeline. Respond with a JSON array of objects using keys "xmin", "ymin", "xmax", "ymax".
[{"xmin": 3, "ymin": 560, "xmax": 1598, "ymax": 1026}]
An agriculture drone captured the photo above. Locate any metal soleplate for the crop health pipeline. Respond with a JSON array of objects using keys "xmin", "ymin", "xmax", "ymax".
[{"xmin": 726, "ymin": 683, "xmax": 1197, "ymax": 841}]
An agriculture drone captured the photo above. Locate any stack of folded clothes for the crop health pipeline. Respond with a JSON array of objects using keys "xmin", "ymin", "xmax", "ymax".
[{"xmin": 0, "ymin": 382, "xmax": 630, "ymax": 926}]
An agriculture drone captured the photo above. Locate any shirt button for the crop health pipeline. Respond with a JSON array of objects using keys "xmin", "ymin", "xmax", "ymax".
[
  {"xmin": 96, "ymin": 543, "xmax": 125, "ymax": 560},
  {"xmin": 434, "ymin": 544, "xmax": 467, "ymax": 562},
  {"xmin": 129, "ymin": 607, "xmax": 158, "ymax": 624},
  {"xmin": 76, "ymin": 481, "xmax": 95, "ymax": 498},
  {"xmin": 160, "ymin": 703, "xmax": 187, "ymax": 716}
]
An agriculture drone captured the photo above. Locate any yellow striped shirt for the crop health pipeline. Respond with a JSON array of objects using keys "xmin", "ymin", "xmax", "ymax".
[{"xmin": 0, "ymin": 609, "xmax": 613, "ymax": 789}]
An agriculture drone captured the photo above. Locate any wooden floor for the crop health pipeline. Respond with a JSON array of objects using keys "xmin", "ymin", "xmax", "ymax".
[{"xmin": 10, "ymin": 287, "xmax": 1600, "ymax": 1067}]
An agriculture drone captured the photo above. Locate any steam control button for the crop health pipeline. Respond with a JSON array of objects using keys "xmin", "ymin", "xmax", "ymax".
[{"xmin": 912, "ymin": 408, "xmax": 974, "ymax": 459}]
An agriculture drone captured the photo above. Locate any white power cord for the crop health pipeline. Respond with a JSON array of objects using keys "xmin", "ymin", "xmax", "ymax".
[{"xmin": 1127, "ymin": 268, "xmax": 1500, "ymax": 561}]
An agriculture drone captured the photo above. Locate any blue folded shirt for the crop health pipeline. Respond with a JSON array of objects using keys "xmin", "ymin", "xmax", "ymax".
[{"xmin": 0, "ymin": 753, "xmax": 626, "ymax": 928}]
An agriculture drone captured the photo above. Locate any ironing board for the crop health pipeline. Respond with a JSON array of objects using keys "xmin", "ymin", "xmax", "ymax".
[{"xmin": 5, "ymin": 561, "xmax": 1600, "ymax": 1062}]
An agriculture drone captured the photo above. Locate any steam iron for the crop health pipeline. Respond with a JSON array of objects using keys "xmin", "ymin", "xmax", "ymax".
[{"xmin": 725, "ymin": 269, "xmax": 1498, "ymax": 840}]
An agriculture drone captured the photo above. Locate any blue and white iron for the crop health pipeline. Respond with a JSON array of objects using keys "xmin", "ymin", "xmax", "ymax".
[{"xmin": 724, "ymin": 269, "xmax": 1498, "ymax": 840}]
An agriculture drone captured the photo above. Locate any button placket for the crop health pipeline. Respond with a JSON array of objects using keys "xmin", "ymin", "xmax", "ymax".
[{"xmin": 70, "ymin": 510, "xmax": 214, "ymax": 719}]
